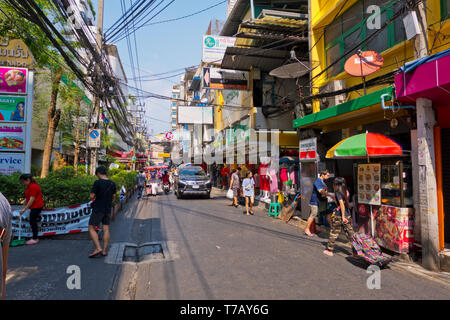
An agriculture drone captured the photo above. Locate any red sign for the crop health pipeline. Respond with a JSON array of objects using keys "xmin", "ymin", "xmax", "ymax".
[
  {"xmin": 165, "ymin": 132, "xmax": 174, "ymax": 141},
  {"xmin": 344, "ymin": 51, "xmax": 384, "ymax": 77}
]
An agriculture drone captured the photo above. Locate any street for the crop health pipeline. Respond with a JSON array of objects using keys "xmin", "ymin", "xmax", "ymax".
[{"xmin": 5, "ymin": 190, "xmax": 450, "ymax": 300}]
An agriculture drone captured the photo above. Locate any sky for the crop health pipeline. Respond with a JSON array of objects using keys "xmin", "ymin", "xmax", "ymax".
[{"xmin": 91, "ymin": 0, "xmax": 227, "ymax": 136}]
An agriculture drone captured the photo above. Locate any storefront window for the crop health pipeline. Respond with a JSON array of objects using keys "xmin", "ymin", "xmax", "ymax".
[{"xmin": 380, "ymin": 161, "xmax": 413, "ymax": 208}]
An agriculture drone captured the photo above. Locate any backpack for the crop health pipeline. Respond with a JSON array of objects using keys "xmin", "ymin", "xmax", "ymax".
[{"xmin": 351, "ymin": 233, "xmax": 392, "ymax": 267}]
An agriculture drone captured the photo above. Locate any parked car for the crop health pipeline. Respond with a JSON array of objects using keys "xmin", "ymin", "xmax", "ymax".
[{"xmin": 174, "ymin": 166, "xmax": 211, "ymax": 199}]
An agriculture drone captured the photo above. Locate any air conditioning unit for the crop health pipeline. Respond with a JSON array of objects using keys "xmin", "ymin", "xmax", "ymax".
[{"xmin": 319, "ymin": 80, "xmax": 346, "ymax": 110}]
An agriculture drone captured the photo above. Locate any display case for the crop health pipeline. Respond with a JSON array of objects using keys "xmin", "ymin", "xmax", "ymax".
[{"xmin": 380, "ymin": 161, "xmax": 413, "ymax": 208}]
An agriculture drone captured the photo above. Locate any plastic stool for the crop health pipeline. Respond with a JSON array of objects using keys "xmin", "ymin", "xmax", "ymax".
[{"xmin": 268, "ymin": 202, "xmax": 281, "ymax": 218}]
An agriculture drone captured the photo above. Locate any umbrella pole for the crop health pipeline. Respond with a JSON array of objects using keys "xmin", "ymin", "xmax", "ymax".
[{"xmin": 370, "ymin": 205, "xmax": 375, "ymax": 237}]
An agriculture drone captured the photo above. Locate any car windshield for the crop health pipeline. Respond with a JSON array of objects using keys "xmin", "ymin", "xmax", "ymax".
[{"xmin": 180, "ymin": 168, "xmax": 205, "ymax": 176}]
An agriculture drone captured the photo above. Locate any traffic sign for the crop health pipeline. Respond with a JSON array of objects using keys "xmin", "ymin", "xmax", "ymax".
[{"xmin": 88, "ymin": 129, "xmax": 101, "ymax": 148}]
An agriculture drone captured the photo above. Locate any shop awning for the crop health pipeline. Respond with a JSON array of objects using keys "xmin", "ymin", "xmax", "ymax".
[
  {"xmin": 221, "ymin": 47, "xmax": 290, "ymax": 72},
  {"xmin": 293, "ymin": 87, "xmax": 401, "ymax": 132}
]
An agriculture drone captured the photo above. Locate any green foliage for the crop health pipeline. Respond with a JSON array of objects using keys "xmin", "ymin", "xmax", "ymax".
[
  {"xmin": 0, "ymin": 167, "xmax": 138, "ymax": 208},
  {"xmin": 31, "ymin": 164, "xmax": 42, "ymax": 177}
]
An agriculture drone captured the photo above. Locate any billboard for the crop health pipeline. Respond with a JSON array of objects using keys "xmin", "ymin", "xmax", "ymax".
[
  {"xmin": 202, "ymin": 36, "xmax": 236, "ymax": 64},
  {"xmin": 0, "ymin": 96, "xmax": 26, "ymax": 122},
  {"xmin": 0, "ymin": 152, "xmax": 24, "ymax": 175},
  {"xmin": 178, "ymin": 106, "xmax": 213, "ymax": 125},
  {"xmin": 0, "ymin": 124, "xmax": 25, "ymax": 152},
  {"xmin": 0, "ymin": 67, "xmax": 27, "ymax": 94},
  {"xmin": 203, "ymin": 67, "xmax": 249, "ymax": 90}
]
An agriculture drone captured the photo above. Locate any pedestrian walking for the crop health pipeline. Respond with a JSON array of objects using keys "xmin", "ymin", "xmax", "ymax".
[
  {"xmin": 304, "ymin": 170, "xmax": 330, "ymax": 237},
  {"xmin": 229, "ymin": 167, "xmax": 241, "ymax": 208},
  {"xmin": 242, "ymin": 171, "xmax": 255, "ymax": 216},
  {"xmin": 221, "ymin": 165, "xmax": 230, "ymax": 189},
  {"xmin": 323, "ymin": 177, "xmax": 356, "ymax": 257},
  {"xmin": 19, "ymin": 174, "xmax": 44, "ymax": 245},
  {"xmin": 0, "ymin": 192, "xmax": 12, "ymax": 300},
  {"xmin": 136, "ymin": 169, "xmax": 146, "ymax": 200},
  {"xmin": 88, "ymin": 166, "xmax": 117, "ymax": 258}
]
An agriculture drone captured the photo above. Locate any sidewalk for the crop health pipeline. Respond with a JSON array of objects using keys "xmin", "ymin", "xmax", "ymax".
[{"xmin": 211, "ymin": 187, "xmax": 450, "ymax": 287}]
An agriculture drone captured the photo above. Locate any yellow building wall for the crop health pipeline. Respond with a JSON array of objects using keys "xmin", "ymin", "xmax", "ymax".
[{"xmin": 310, "ymin": 0, "xmax": 450, "ymax": 113}]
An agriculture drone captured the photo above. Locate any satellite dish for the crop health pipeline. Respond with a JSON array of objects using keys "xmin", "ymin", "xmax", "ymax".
[
  {"xmin": 344, "ymin": 50, "xmax": 384, "ymax": 77},
  {"xmin": 269, "ymin": 62, "xmax": 311, "ymax": 79}
]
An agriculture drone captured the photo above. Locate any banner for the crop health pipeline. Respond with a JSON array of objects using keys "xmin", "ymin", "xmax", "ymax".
[
  {"xmin": 202, "ymin": 36, "xmax": 236, "ymax": 64},
  {"xmin": 202, "ymin": 67, "xmax": 249, "ymax": 90},
  {"xmin": 0, "ymin": 96, "xmax": 26, "ymax": 122},
  {"xmin": 0, "ymin": 123, "xmax": 25, "ymax": 151},
  {"xmin": 357, "ymin": 164, "xmax": 381, "ymax": 205},
  {"xmin": 0, "ymin": 67, "xmax": 27, "ymax": 94},
  {"xmin": 0, "ymin": 152, "xmax": 24, "ymax": 174},
  {"xmin": 11, "ymin": 202, "xmax": 93, "ymax": 238}
]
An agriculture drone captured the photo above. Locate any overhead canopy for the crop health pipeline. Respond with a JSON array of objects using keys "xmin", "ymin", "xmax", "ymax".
[
  {"xmin": 292, "ymin": 87, "xmax": 407, "ymax": 133},
  {"xmin": 221, "ymin": 47, "xmax": 290, "ymax": 72}
]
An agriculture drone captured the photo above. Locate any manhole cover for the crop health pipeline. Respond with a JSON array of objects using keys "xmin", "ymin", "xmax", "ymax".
[{"xmin": 123, "ymin": 243, "xmax": 164, "ymax": 263}]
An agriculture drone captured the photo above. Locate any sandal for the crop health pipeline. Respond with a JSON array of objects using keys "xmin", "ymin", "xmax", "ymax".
[
  {"xmin": 303, "ymin": 232, "xmax": 315, "ymax": 237},
  {"xmin": 89, "ymin": 250, "xmax": 102, "ymax": 258}
]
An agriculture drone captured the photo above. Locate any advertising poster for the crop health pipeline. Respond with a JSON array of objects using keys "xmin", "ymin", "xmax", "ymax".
[
  {"xmin": 0, "ymin": 123, "xmax": 25, "ymax": 151},
  {"xmin": 202, "ymin": 35, "xmax": 236, "ymax": 63},
  {"xmin": 300, "ymin": 138, "xmax": 317, "ymax": 161},
  {"xmin": 0, "ymin": 67, "xmax": 27, "ymax": 94},
  {"xmin": 357, "ymin": 164, "xmax": 381, "ymax": 205},
  {"xmin": 11, "ymin": 202, "xmax": 93, "ymax": 238},
  {"xmin": 202, "ymin": 67, "xmax": 249, "ymax": 90},
  {"xmin": 0, "ymin": 95, "xmax": 26, "ymax": 122},
  {"xmin": 372, "ymin": 205, "xmax": 415, "ymax": 253},
  {"xmin": 0, "ymin": 152, "xmax": 24, "ymax": 174}
]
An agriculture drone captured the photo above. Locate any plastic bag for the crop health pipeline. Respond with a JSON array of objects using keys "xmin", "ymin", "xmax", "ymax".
[{"xmin": 226, "ymin": 189, "xmax": 234, "ymax": 199}]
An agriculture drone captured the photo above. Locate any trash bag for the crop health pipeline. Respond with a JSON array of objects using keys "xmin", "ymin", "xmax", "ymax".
[{"xmin": 226, "ymin": 189, "xmax": 234, "ymax": 199}]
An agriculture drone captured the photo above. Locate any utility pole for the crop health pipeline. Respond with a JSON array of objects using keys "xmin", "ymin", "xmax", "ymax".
[
  {"xmin": 412, "ymin": 0, "xmax": 440, "ymax": 271},
  {"xmin": 132, "ymin": 113, "xmax": 137, "ymax": 172},
  {"xmin": 89, "ymin": 0, "xmax": 104, "ymax": 175}
]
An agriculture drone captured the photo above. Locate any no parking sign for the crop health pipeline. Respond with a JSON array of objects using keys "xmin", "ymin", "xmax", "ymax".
[{"xmin": 88, "ymin": 129, "xmax": 101, "ymax": 148}]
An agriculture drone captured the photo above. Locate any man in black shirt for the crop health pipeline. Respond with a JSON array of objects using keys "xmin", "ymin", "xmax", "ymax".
[{"xmin": 88, "ymin": 166, "xmax": 117, "ymax": 258}]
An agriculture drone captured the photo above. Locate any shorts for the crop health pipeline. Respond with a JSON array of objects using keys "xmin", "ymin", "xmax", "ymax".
[
  {"xmin": 309, "ymin": 205, "xmax": 319, "ymax": 219},
  {"xmin": 89, "ymin": 211, "xmax": 111, "ymax": 227}
]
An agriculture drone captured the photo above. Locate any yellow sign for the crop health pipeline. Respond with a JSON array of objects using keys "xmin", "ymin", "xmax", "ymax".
[
  {"xmin": 158, "ymin": 153, "xmax": 170, "ymax": 158},
  {"xmin": 0, "ymin": 38, "xmax": 35, "ymax": 69}
]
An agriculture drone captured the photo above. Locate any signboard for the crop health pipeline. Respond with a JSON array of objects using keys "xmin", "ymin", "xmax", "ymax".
[
  {"xmin": 178, "ymin": 106, "xmax": 213, "ymax": 124},
  {"xmin": 88, "ymin": 129, "xmax": 101, "ymax": 148},
  {"xmin": 0, "ymin": 67, "xmax": 27, "ymax": 94},
  {"xmin": 357, "ymin": 164, "xmax": 381, "ymax": 205},
  {"xmin": 0, "ymin": 124, "xmax": 25, "ymax": 151},
  {"xmin": 299, "ymin": 138, "xmax": 317, "ymax": 161},
  {"xmin": 158, "ymin": 153, "xmax": 170, "ymax": 158},
  {"xmin": 372, "ymin": 205, "xmax": 414, "ymax": 253},
  {"xmin": 202, "ymin": 35, "xmax": 236, "ymax": 64},
  {"xmin": 12, "ymin": 202, "xmax": 93, "ymax": 238},
  {"xmin": 0, "ymin": 152, "xmax": 24, "ymax": 175},
  {"xmin": 165, "ymin": 131, "xmax": 174, "ymax": 141},
  {"xmin": 202, "ymin": 67, "xmax": 249, "ymax": 90},
  {"xmin": 0, "ymin": 96, "xmax": 26, "ymax": 122},
  {"xmin": 0, "ymin": 38, "xmax": 35, "ymax": 68}
]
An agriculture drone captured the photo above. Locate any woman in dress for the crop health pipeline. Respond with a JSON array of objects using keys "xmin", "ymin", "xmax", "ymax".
[{"xmin": 242, "ymin": 171, "xmax": 255, "ymax": 216}]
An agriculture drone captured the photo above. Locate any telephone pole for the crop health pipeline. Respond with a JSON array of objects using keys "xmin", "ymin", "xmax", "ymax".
[{"xmin": 89, "ymin": 0, "xmax": 104, "ymax": 175}]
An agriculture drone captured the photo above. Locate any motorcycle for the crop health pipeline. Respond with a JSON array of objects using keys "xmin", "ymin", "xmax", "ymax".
[{"xmin": 163, "ymin": 183, "xmax": 170, "ymax": 194}]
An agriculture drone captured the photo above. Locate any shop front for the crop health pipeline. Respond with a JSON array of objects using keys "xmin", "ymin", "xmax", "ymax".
[
  {"xmin": 294, "ymin": 87, "xmax": 416, "ymax": 254},
  {"xmin": 395, "ymin": 49, "xmax": 450, "ymax": 252}
]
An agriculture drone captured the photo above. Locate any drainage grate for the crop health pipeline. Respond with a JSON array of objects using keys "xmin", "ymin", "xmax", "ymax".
[{"xmin": 123, "ymin": 243, "xmax": 164, "ymax": 263}]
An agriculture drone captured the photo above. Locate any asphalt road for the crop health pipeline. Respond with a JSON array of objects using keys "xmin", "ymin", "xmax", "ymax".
[{"xmin": 5, "ymin": 190, "xmax": 450, "ymax": 300}]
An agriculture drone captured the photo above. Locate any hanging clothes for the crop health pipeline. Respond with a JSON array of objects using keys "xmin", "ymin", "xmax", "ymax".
[
  {"xmin": 268, "ymin": 167, "xmax": 279, "ymax": 193},
  {"xmin": 259, "ymin": 164, "xmax": 270, "ymax": 191},
  {"xmin": 289, "ymin": 164, "xmax": 298, "ymax": 185},
  {"xmin": 280, "ymin": 168, "xmax": 289, "ymax": 183}
]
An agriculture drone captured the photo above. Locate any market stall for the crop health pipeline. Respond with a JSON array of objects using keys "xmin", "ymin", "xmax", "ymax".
[{"xmin": 326, "ymin": 132, "xmax": 415, "ymax": 254}]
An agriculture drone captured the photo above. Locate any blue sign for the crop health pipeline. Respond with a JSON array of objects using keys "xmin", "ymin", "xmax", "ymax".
[{"xmin": 90, "ymin": 130, "xmax": 100, "ymax": 140}]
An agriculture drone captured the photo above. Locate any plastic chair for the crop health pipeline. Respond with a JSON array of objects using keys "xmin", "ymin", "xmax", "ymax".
[{"xmin": 268, "ymin": 202, "xmax": 281, "ymax": 218}]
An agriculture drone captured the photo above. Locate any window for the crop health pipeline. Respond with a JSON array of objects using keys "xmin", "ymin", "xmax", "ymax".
[
  {"xmin": 442, "ymin": 0, "xmax": 450, "ymax": 20},
  {"xmin": 172, "ymin": 119, "xmax": 177, "ymax": 125},
  {"xmin": 172, "ymin": 112, "xmax": 177, "ymax": 116},
  {"xmin": 172, "ymin": 102, "xmax": 177, "ymax": 107},
  {"xmin": 324, "ymin": 0, "xmax": 407, "ymax": 78}
]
